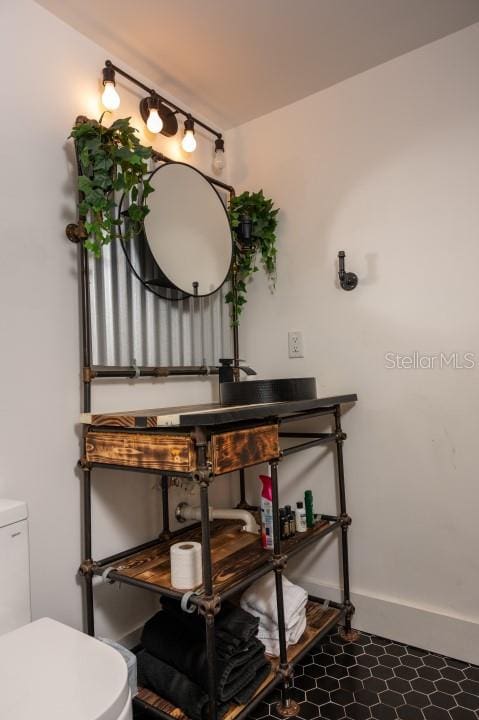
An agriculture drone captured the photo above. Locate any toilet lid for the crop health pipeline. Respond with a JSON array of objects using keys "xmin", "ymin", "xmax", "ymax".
[{"xmin": 0, "ymin": 618, "xmax": 129, "ymax": 720}]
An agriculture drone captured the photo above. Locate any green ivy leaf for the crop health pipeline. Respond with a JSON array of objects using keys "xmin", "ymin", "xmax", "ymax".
[{"xmin": 78, "ymin": 176, "xmax": 92, "ymax": 193}]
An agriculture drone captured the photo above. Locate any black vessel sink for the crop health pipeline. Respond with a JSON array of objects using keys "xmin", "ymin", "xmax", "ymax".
[{"xmin": 220, "ymin": 377, "xmax": 316, "ymax": 406}]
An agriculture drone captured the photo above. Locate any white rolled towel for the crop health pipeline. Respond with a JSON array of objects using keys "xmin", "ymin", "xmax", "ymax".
[
  {"xmin": 240, "ymin": 573, "xmax": 308, "ymax": 632},
  {"xmin": 258, "ymin": 614, "xmax": 307, "ymax": 656}
]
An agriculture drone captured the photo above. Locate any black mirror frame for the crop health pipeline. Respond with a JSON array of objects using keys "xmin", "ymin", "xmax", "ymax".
[{"xmin": 118, "ymin": 161, "xmax": 234, "ymax": 301}]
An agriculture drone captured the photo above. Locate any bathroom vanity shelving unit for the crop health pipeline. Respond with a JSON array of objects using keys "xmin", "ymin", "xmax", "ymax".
[
  {"xmin": 67, "ymin": 128, "xmax": 357, "ymax": 720},
  {"xmin": 79, "ymin": 394, "xmax": 357, "ymax": 720}
]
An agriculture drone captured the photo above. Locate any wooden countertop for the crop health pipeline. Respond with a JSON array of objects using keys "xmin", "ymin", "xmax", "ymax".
[{"xmin": 80, "ymin": 393, "xmax": 357, "ymax": 429}]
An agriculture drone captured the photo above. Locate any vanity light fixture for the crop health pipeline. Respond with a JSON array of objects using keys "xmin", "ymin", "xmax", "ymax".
[
  {"xmin": 181, "ymin": 116, "xmax": 197, "ymax": 153},
  {"xmin": 101, "ymin": 65, "xmax": 120, "ymax": 111},
  {"xmin": 213, "ymin": 137, "xmax": 226, "ymax": 171},
  {"xmin": 98, "ymin": 60, "xmax": 225, "ymax": 170}
]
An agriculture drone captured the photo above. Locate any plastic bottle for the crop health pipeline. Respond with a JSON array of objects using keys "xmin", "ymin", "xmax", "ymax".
[
  {"xmin": 280, "ymin": 508, "xmax": 290, "ymax": 540},
  {"xmin": 305, "ymin": 490, "xmax": 314, "ymax": 528},
  {"xmin": 259, "ymin": 475, "xmax": 274, "ymax": 549},
  {"xmin": 295, "ymin": 501, "xmax": 307, "ymax": 532},
  {"xmin": 285, "ymin": 505, "xmax": 296, "ymax": 536}
]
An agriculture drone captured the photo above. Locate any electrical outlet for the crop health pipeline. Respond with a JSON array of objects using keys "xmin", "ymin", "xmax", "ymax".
[{"xmin": 288, "ymin": 331, "xmax": 304, "ymax": 358}]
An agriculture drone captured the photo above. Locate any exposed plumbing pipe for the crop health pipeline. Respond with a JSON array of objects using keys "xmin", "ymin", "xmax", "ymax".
[{"xmin": 175, "ymin": 502, "xmax": 258, "ymax": 534}]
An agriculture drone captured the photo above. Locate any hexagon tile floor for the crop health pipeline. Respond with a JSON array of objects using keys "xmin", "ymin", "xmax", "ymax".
[{"xmin": 248, "ymin": 629, "xmax": 479, "ymax": 720}]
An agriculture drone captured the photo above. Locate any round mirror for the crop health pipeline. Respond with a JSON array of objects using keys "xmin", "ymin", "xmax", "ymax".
[{"xmin": 138, "ymin": 162, "xmax": 232, "ymax": 298}]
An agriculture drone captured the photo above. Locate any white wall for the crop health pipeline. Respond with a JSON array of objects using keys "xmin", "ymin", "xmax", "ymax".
[
  {"xmin": 0, "ymin": 0, "xmax": 233, "ymax": 640},
  {"xmin": 2, "ymin": 0, "xmax": 478, "ymax": 662},
  {"xmin": 227, "ymin": 24, "xmax": 479, "ymax": 662}
]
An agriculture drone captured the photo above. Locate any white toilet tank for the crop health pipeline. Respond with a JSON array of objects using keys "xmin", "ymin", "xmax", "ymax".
[{"xmin": 0, "ymin": 499, "xmax": 31, "ymax": 634}]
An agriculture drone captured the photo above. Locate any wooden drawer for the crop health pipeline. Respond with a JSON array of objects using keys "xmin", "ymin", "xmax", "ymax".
[
  {"xmin": 210, "ymin": 424, "xmax": 279, "ymax": 475},
  {"xmin": 85, "ymin": 431, "xmax": 196, "ymax": 472}
]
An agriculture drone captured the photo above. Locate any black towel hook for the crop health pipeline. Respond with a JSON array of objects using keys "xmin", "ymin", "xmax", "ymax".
[{"xmin": 338, "ymin": 251, "xmax": 358, "ymax": 291}]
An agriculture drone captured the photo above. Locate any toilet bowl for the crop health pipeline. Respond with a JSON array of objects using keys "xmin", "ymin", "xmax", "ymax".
[{"xmin": 0, "ymin": 617, "xmax": 132, "ymax": 720}]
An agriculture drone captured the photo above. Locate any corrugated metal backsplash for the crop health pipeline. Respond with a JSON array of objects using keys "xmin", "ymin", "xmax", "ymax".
[{"xmin": 89, "ymin": 237, "xmax": 233, "ymax": 368}]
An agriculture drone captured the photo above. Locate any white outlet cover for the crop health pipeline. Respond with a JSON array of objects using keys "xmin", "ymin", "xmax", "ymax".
[{"xmin": 288, "ymin": 331, "xmax": 304, "ymax": 358}]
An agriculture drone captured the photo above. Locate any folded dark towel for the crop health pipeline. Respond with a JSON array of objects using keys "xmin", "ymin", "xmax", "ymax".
[
  {"xmin": 138, "ymin": 650, "xmax": 272, "ymax": 719},
  {"xmin": 217, "ymin": 638, "xmax": 268, "ymax": 701},
  {"xmin": 160, "ymin": 597, "xmax": 259, "ymax": 648},
  {"xmin": 142, "ymin": 609, "xmax": 269, "ymax": 701},
  {"xmin": 229, "ymin": 651, "xmax": 271, "ymax": 705},
  {"xmin": 137, "ymin": 650, "xmax": 230, "ymax": 720}
]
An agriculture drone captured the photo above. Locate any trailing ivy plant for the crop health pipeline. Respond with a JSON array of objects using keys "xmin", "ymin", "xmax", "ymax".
[
  {"xmin": 226, "ymin": 190, "xmax": 279, "ymax": 325},
  {"xmin": 69, "ymin": 115, "xmax": 153, "ymax": 256}
]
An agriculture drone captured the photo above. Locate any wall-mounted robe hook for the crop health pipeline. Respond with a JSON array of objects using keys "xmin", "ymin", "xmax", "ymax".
[{"xmin": 338, "ymin": 251, "xmax": 358, "ymax": 291}]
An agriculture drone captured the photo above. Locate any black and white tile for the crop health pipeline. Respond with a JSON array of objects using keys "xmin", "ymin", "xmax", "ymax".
[{"xmin": 248, "ymin": 630, "xmax": 479, "ymax": 720}]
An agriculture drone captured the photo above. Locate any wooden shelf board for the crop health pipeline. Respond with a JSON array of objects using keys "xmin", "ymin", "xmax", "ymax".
[
  {"xmin": 97, "ymin": 518, "xmax": 333, "ymax": 598},
  {"xmin": 134, "ymin": 600, "xmax": 341, "ymax": 720}
]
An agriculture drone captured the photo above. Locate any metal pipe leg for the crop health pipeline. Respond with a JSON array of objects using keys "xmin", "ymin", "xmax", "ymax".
[
  {"xmin": 200, "ymin": 481, "xmax": 214, "ymax": 596},
  {"xmin": 84, "ymin": 573, "xmax": 94, "ymax": 637},
  {"xmin": 271, "ymin": 462, "xmax": 298, "ymax": 717},
  {"xmin": 196, "ymin": 436, "xmax": 218, "ymax": 720},
  {"xmin": 160, "ymin": 475, "xmax": 171, "ymax": 539},
  {"xmin": 82, "ymin": 466, "xmax": 95, "ymax": 636},
  {"xmin": 334, "ymin": 406, "xmax": 359, "ymax": 642},
  {"xmin": 236, "ymin": 469, "xmax": 257, "ymax": 510},
  {"xmin": 205, "ymin": 612, "xmax": 218, "ymax": 720},
  {"xmin": 238, "ymin": 468, "xmax": 247, "ymax": 508},
  {"xmin": 200, "ymin": 482, "xmax": 218, "ymax": 720}
]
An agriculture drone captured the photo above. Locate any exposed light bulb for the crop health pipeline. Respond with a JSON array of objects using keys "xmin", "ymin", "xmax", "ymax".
[
  {"xmin": 213, "ymin": 149, "xmax": 225, "ymax": 171},
  {"xmin": 182, "ymin": 129, "xmax": 197, "ymax": 153},
  {"xmin": 147, "ymin": 108, "xmax": 163, "ymax": 134},
  {"xmin": 213, "ymin": 137, "xmax": 225, "ymax": 172},
  {"xmin": 102, "ymin": 81, "xmax": 120, "ymax": 111}
]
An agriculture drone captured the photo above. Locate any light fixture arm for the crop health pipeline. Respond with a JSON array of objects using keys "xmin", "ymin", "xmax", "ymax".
[{"xmin": 104, "ymin": 59, "xmax": 223, "ymax": 142}]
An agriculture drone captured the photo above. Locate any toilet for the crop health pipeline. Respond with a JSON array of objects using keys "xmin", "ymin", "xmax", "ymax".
[
  {"xmin": 0, "ymin": 499, "xmax": 31, "ymax": 632},
  {"xmin": 0, "ymin": 501, "xmax": 132, "ymax": 720}
]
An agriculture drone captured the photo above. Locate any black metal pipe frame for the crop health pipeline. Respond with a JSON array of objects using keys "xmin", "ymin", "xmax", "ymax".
[
  {"xmin": 279, "ymin": 432, "xmax": 334, "ymax": 438},
  {"xmin": 90, "ymin": 364, "xmax": 219, "ymax": 379},
  {"xmin": 95, "ymin": 569, "xmax": 203, "ymax": 608},
  {"xmin": 195, "ymin": 429, "xmax": 218, "ymax": 720},
  {"xmin": 270, "ymin": 461, "xmax": 298, "ymax": 716},
  {"xmin": 79, "ymin": 240, "xmax": 96, "ymax": 636},
  {"xmin": 334, "ymin": 405, "xmax": 358, "ymax": 641},
  {"xmin": 160, "ymin": 475, "xmax": 170, "ymax": 538},
  {"xmin": 82, "ymin": 467, "xmax": 95, "ymax": 636},
  {"xmin": 238, "ymin": 468, "xmax": 247, "ymax": 506},
  {"xmin": 281, "ymin": 434, "xmax": 336, "ymax": 457},
  {"xmin": 105, "ymin": 60, "xmax": 223, "ymax": 142},
  {"xmin": 236, "ymin": 468, "xmax": 257, "ymax": 511},
  {"xmin": 95, "ymin": 522, "xmax": 201, "ymax": 568},
  {"xmin": 279, "ymin": 406, "xmax": 337, "ymax": 424}
]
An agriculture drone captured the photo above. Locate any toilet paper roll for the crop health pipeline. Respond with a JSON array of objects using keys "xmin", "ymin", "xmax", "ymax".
[{"xmin": 170, "ymin": 541, "xmax": 202, "ymax": 590}]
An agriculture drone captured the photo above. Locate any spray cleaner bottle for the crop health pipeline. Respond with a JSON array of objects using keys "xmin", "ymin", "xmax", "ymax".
[{"xmin": 259, "ymin": 474, "xmax": 274, "ymax": 549}]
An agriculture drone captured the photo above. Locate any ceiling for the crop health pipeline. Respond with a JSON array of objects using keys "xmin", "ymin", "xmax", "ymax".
[{"xmin": 36, "ymin": 0, "xmax": 479, "ymax": 129}]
